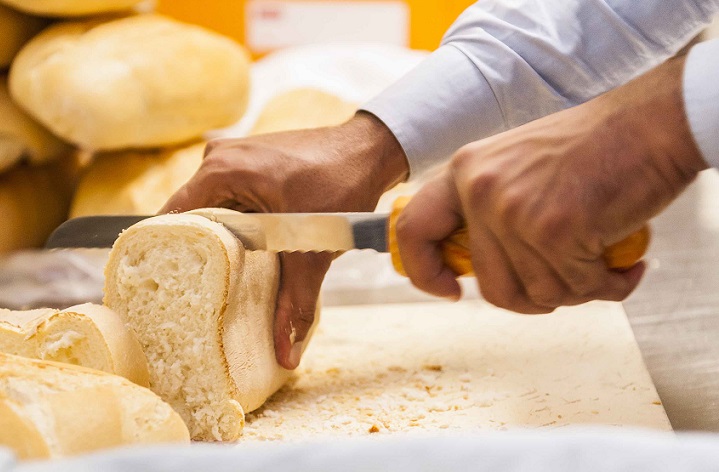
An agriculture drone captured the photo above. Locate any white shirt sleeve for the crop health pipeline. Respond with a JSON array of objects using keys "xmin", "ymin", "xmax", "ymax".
[
  {"xmin": 683, "ymin": 38, "xmax": 719, "ymax": 168},
  {"xmin": 361, "ymin": 0, "xmax": 719, "ymax": 177}
]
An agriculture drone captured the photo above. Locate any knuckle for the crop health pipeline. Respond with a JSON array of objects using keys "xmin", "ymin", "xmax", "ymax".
[
  {"xmin": 203, "ymin": 139, "xmax": 224, "ymax": 158},
  {"xmin": 526, "ymin": 284, "xmax": 564, "ymax": 308}
]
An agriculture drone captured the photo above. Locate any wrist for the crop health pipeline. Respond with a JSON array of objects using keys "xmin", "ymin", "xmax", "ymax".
[
  {"xmin": 341, "ymin": 111, "xmax": 409, "ymax": 193},
  {"xmin": 610, "ymin": 56, "xmax": 708, "ymax": 182}
]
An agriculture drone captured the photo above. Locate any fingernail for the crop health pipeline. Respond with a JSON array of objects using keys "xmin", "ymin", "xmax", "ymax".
[{"xmin": 287, "ymin": 340, "xmax": 305, "ymax": 369}]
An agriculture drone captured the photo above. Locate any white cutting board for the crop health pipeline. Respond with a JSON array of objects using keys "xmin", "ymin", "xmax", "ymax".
[{"xmin": 241, "ymin": 300, "xmax": 671, "ymax": 441}]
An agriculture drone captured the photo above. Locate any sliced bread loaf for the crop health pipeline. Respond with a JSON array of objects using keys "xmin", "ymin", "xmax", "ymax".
[
  {"xmin": 0, "ymin": 353, "xmax": 189, "ymax": 460},
  {"xmin": 0, "ymin": 303, "xmax": 149, "ymax": 387},
  {"xmin": 104, "ymin": 214, "xmax": 295, "ymax": 441}
]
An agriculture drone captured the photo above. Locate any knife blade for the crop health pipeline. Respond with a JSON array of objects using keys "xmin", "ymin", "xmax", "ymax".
[
  {"xmin": 46, "ymin": 208, "xmax": 388, "ymax": 253},
  {"xmin": 45, "ymin": 199, "xmax": 651, "ymax": 276}
]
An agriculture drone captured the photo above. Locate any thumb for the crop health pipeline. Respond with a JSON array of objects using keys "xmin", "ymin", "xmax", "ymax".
[
  {"xmin": 273, "ymin": 251, "xmax": 332, "ymax": 370},
  {"xmin": 396, "ymin": 170, "xmax": 464, "ymax": 300}
]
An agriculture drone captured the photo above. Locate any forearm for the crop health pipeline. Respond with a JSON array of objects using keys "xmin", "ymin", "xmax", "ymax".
[{"xmin": 362, "ymin": 0, "xmax": 719, "ymax": 178}]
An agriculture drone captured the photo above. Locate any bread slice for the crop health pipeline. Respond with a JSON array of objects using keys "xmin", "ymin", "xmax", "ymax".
[
  {"xmin": 0, "ymin": 303, "xmax": 150, "ymax": 387},
  {"xmin": 104, "ymin": 214, "xmax": 297, "ymax": 441},
  {"xmin": 0, "ymin": 353, "xmax": 189, "ymax": 460}
]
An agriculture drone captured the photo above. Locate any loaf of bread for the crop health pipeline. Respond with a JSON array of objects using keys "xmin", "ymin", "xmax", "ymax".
[
  {"xmin": 0, "ymin": 77, "xmax": 71, "ymax": 173},
  {"xmin": 250, "ymin": 88, "xmax": 357, "ymax": 136},
  {"xmin": 0, "ymin": 163, "xmax": 73, "ymax": 254},
  {"xmin": 9, "ymin": 15, "xmax": 251, "ymax": 151},
  {"xmin": 0, "ymin": 5, "xmax": 45, "ymax": 69},
  {"xmin": 0, "ymin": 353, "xmax": 189, "ymax": 460},
  {"xmin": 104, "ymin": 213, "xmax": 311, "ymax": 441},
  {"xmin": 0, "ymin": 0, "xmax": 142, "ymax": 17},
  {"xmin": 0, "ymin": 303, "xmax": 149, "ymax": 387},
  {"xmin": 70, "ymin": 142, "xmax": 204, "ymax": 217}
]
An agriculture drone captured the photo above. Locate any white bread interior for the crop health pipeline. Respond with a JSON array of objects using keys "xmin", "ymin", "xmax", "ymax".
[
  {"xmin": 0, "ymin": 0, "xmax": 142, "ymax": 17},
  {"xmin": 0, "ymin": 303, "xmax": 150, "ymax": 386},
  {"xmin": 250, "ymin": 88, "xmax": 357, "ymax": 136},
  {"xmin": 9, "ymin": 15, "xmax": 251, "ymax": 151},
  {"xmin": 0, "ymin": 5, "xmax": 46, "ymax": 69},
  {"xmin": 104, "ymin": 214, "xmax": 294, "ymax": 441},
  {"xmin": 70, "ymin": 142, "xmax": 204, "ymax": 217},
  {"xmin": 0, "ymin": 76, "xmax": 71, "ymax": 173},
  {"xmin": 0, "ymin": 352, "xmax": 189, "ymax": 460}
]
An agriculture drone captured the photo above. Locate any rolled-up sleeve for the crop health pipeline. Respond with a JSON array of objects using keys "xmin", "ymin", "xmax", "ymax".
[
  {"xmin": 683, "ymin": 38, "xmax": 719, "ymax": 168},
  {"xmin": 362, "ymin": 0, "xmax": 719, "ymax": 178}
]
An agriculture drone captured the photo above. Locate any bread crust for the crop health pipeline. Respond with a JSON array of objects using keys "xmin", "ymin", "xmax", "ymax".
[
  {"xmin": 0, "ymin": 0, "xmax": 142, "ymax": 17},
  {"xmin": 9, "ymin": 15, "xmax": 251, "ymax": 151},
  {"xmin": 0, "ymin": 353, "xmax": 189, "ymax": 459},
  {"xmin": 0, "ymin": 303, "xmax": 150, "ymax": 386}
]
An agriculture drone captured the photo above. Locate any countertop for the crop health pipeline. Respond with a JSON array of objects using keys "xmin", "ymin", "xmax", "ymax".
[{"xmin": 624, "ymin": 169, "xmax": 719, "ymax": 432}]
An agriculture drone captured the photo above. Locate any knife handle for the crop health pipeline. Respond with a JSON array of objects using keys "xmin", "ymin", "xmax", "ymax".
[{"xmin": 388, "ymin": 196, "xmax": 650, "ymax": 277}]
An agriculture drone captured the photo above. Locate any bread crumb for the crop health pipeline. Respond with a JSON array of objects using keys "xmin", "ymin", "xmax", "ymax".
[
  {"xmin": 422, "ymin": 364, "xmax": 443, "ymax": 372},
  {"xmin": 652, "ymin": 401, "xmax": 662, "ymax": 406},
  {"xmin": 368, "ymin": 424, "xmax": 380, "ymax": 433}
]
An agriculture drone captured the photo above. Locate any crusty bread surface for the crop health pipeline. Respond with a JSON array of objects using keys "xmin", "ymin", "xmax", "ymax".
[
  {"xmin": 0, "ymin": 303, "xmax": 150, "ymax": 386},
  {"xmin": 0, "ymin": 0, "xmax": 142, "ymax": 17},
  {"xmin": 250, "ymin": 88, "xmax": 357, "ymax": 136},
  {"xmin": 0, "ymin": 77, "xmax": 71, "ymax": 173},
  {"xmin": 9, "ymin": 15, "xmax": 250, "ymax": 151},
  {"xmin": 0, "ymin": 353, "xmax": 189, "ymax": 460},
  {"xmin": 70, "ymin": 142, "xmax": 204, "ymax": 217}
]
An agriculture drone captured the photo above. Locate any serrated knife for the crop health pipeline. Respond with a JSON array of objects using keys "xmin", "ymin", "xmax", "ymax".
[{"xmin": 45, "ymin": 198, "xmax": 650, "ymax": 275}]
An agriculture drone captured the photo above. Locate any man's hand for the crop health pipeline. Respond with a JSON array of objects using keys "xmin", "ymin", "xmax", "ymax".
[
  {"xmin": 162, "ymin": 112, "xmax": 408, "ymax": 369},
  {"xmin": 396, "ymin": 56, "xmax": 708, "ymax": 313}
]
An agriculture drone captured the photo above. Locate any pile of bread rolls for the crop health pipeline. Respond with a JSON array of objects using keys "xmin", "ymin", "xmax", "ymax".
[{"xmin": 0, "ymin": 0, "xmax": 252, "ymax": 253}]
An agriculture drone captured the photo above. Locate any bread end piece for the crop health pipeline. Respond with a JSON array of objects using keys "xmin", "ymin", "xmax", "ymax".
[{"xmin": 0, "ymin": 353, "xmax": 189, "ymax": 460}]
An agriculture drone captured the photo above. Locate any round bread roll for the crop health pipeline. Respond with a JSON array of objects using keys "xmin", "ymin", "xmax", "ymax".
[
  {"xmin": 70, "ymin": 142, "xmax": 205, "ymax": 217},
  {"xmin": 0, "ymin": 5, "xmax": 46, "ymax": 69},
  {"xmin": 9, "ymin": 15, "xmax": 251, "ymax": 151},
  {"xmin": 0, "ymin": 76, "xmax": 71, "ymax": 173},
  {"xmin": 0, "ymin": 0, "xmax": 142, "ymax": 17},
  {"xmin": 250, "ymin": 88, "xmax": 358, "ymax": 136}
]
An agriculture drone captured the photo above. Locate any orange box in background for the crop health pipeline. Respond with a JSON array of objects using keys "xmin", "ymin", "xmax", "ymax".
[{"xmin": 156, "ymin": 0, "xmax": 475, "ymax": 58}]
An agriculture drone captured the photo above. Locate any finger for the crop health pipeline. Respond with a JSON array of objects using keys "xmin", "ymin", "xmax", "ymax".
[
  {"xmin": 585, "ymin": 260, "xmax": 646, "ymax": 301},
  {"xmin": 468, "ymin": 224, "xmax": 554, "ymax": 314},
  {"xmin": 396, "ymin": 172, "xmax": 463, "ymax": 300},
  {"xmin": 500, "ymin": 236, "xmax": 575, "ymax": 309},
  {"xmin": 160, "ymin": 167, "xmax": 222, "ymax": 214},
  {"xmin": 273, "ymin": 251, "xmax": 332, "ymax": 370}
]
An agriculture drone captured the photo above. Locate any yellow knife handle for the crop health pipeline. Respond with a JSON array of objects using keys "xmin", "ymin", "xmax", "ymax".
[{"xmin": 388, "ymin": 196, "xmax": 651, "ymax": 277}]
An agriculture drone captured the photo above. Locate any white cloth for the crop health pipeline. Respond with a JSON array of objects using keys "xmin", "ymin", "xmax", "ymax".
[
  {"xmin": 684, "ymin": 39, "xmax": 719, "ymax": 168},
  {"xmin": 7, "ymin": 430, "xmax": 719, "ymax": 472},
  {"xmin": 362, "ymin": 0, "xmax": 719, "ymax": 177}
]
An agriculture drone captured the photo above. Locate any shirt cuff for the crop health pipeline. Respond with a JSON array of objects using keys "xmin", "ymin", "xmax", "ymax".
[
  {"xmin": 683, "ymin": 38, "xmax": 719, "ymax": 168},
  {"xmin": 360, "ymin": 45, "xmax": 505, "ymax": 179}
]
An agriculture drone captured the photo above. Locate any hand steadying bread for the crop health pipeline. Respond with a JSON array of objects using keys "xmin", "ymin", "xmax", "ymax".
[
  {"xmin": 0, "ymin": 353, "xmax": 189, "ymax": 460},
  {"xmin": 0, "ymin": 303, "xmax": 149, "ymax": 386},
  {"xmin": 104, "ymin": 213, "xmax": 316, "ymax": 441}
]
